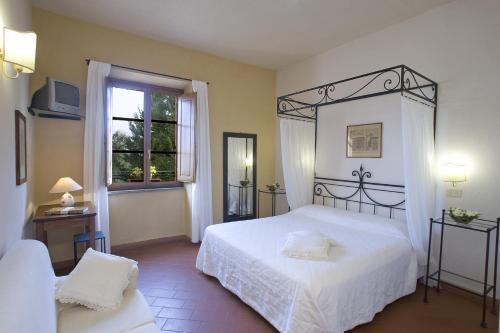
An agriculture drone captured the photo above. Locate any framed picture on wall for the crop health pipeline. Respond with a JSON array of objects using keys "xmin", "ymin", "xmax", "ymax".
[
  {"xmin": 346, "ymin": 122, "xmax": 382, "ymax": 158},
  {"xmin": 15, "ymin": 110, "xmax": 27, "ymax": 185}
]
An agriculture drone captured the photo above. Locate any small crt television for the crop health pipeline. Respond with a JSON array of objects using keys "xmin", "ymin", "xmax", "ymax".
[{"xmin": 30, "ymin": 77, "xmax": 80, "ymax": 120}]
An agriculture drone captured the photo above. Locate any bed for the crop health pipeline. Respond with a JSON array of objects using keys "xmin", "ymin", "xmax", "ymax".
[{"xmin": 196, "ymin": 204, "xmax": 418, "ymax": 333}]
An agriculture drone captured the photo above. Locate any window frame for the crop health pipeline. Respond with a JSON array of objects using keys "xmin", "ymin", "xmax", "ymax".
[{"xmin": 107, "ymin": 78, "xmax": 184, "ymax": 191}]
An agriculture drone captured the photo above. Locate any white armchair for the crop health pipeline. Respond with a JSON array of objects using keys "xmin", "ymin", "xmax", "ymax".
[{"xmin": 0, "ymin": 240, "xmax": 160, "ymax": 333}]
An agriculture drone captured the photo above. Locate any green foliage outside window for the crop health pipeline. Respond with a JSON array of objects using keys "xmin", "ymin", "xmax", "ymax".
[{"xmin": 112, "ymin": 91, "xmax": 177, "ymax": 183}]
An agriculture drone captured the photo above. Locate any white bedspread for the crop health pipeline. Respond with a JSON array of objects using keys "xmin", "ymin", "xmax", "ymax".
[{"xmin": 196, "ymin": 205, "xmax": 418, "ymax": 333}]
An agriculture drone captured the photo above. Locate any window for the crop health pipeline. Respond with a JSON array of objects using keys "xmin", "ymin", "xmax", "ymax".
[{"xmin": 108, "ymin": 79, "xmax": 186, "ymax": 190}]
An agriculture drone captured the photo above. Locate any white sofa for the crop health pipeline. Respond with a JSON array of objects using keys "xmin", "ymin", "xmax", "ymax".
[{"xmin": 0, "ymin": 240, "xmax": 161, "ymax": 333}]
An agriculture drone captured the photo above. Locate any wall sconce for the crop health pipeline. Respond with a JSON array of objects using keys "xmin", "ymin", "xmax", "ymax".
[
  {"xmin": 442, "ymin": 163, "xmax": 466, "ymax": 187},
  {"xmin": 0, "ymin": 27, "xmax": 37, "ymax": 79}
]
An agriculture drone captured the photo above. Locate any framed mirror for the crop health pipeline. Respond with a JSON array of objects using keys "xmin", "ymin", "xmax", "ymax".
[{"xmin": 223, "ymin": 132, "xmax": 257, "ymax": 222}]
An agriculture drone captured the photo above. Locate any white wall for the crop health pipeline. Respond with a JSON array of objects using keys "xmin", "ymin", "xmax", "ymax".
[
  {"xmin": 108, "ymin": 189, "xmax": 186, "ymax": 247},
  {"xmin": 0, "ymin": 0, "xmax": 34, "ymax": 257},
  {"xmin": 314, "ymin": 94, "xmax": 406, "ymax": 219},
  {"xmin": 316, "ymin": 95, "xmax": 403, "ymax": 184},
  {"xmin": 277, "ymin": 0, "xmax": 500, "ymax": 294}
]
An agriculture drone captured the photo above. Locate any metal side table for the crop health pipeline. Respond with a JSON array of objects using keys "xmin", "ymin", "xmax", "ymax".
[
  {"xmin": 257, "ymin": 189, "xmax": 289, "ymax": 218},
  {"xmin": 424, "ymin": 209, "xmax": 499, "ymax": 328}
]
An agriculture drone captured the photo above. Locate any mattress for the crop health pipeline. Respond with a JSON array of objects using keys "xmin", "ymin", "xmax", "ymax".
[{"xmin": 196, "ymin": 204, "xmax": 418, "ymax": 333}]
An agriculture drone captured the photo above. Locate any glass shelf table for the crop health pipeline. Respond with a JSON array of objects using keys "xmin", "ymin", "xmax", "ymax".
[
  {"xmin": 257, "ymin": 189, "xmax": 289, "ymax": 218},
  {"xmin": 424, "ymin": 209, "xmax": 499, "ymax": 328}
]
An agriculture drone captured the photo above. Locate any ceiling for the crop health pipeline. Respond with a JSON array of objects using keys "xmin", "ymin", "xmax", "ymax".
[{"xmin": 32, "ymin": 0, "xmax": 454, "ymax": 69}]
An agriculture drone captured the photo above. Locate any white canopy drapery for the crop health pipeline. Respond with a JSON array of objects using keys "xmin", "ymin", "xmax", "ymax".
[
  {"xmin": 401, "ymin": 96, "xmax": 436, "ymax": 267},
  {"xmin": 279, "ymin": 118, "xmax": 315, "ymax": 210}
]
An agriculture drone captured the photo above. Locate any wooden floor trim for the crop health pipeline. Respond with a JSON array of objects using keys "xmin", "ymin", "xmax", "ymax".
[
  {"xmin": 111, "ymin": 235, "xmax": 189, "ymax": 253},
  {"xmin": 52, "ymin": 235, "xmax": 190, "ymax": 272}
]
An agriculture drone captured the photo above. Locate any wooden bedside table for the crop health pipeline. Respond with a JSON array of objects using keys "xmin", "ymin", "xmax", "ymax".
[{"xmin": 32, "ymin": 202, "xmax": 97, "ymax": 251}]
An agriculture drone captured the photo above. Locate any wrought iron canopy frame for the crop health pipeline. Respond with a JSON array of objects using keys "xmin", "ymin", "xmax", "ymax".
[
  {"xmin": 277, "ymin": 64, "xmax": 438, "ymax": 121},
  {"xmin": 276, "ymin": 65, "xmax": 437, "ymax": 217}
]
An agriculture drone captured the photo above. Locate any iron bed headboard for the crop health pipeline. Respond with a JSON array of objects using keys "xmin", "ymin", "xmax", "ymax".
[{"xmin": 314, "ymin": 165, "xmax": 406, "ymax": 219}]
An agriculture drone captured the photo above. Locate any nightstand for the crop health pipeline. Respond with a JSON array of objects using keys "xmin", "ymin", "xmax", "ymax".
[
  {"xmin": 423, "ymin": 209, "xmax": 499, "ymax": 328},
  {"xmin": 257, "ymin": 189, "xmax": 289, "ymax": 217},
  {"xmin": 32, "ymin": 202, "xmax": 97, "ymax": 252}
]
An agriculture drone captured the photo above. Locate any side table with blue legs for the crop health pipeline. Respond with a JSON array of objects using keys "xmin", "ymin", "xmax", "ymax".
[{"xmin": 73, "ymin": 230, "xmax": 106, "ymax": 265}]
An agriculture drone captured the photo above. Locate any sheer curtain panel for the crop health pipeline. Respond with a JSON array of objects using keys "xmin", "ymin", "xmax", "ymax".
[
  {"xmin": 279, "ymin": 118, "xmax": 315, "ymax": 209},
  {"xmin": 401, "ymin": 96, "xmax": 436, "ymax": 268},
  {"xmin": 83, "ymin": 61, "xmax": 111, "ymax": 253},
  {"xmin": 188, "ymin": 81, "xmax": 213, "ymax": 243}
]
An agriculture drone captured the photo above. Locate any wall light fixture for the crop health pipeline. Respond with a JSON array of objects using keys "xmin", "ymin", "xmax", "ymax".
[
  {"xmin": 442, "ymin": 163, "xmax": 467, "ymax": 187},
  {"xmin": 0, "ymin": 27, "xmax": 37, "ymax": 79}
]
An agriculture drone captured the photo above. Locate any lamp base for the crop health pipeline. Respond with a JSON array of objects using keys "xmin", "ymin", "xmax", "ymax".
[{"xmin": 60, "ymin": 192, "xmax": 75, "ymax": 207}]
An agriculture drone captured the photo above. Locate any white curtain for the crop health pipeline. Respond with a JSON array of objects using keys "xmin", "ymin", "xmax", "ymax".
[
  {"xmin": 188, "ymin": 81, "xmax": 213, "ymax": 243},
  {"xmin": 401, "ymin": 96, "xmax": 435, "ymax": 267},
  {"xmin": 279, "ymin": 118, "xmax": 315, "ymax": 209},
  {"xmin": 83, "ymin": 61, "xmax": 111, "ymax": 253}
]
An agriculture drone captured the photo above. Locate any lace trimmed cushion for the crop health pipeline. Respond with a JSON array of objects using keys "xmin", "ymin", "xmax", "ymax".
[{"xmin": 55, "ymin": 248, "xmax": 137, "ymax": 311}]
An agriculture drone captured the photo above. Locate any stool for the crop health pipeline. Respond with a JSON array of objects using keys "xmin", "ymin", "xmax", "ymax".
[{"xmin": 73, "ymin": 230, "xmax": 106, "ymax": 265}]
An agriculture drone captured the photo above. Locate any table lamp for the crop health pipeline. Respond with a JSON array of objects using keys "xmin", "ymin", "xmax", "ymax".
[{"xmin": 49, "ymin": 177, "xmax": 82, "ymax": 207}]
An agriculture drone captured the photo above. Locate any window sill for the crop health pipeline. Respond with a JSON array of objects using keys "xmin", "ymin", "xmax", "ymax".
[{"xmin": 108, "ymin": 183, "xmax": 185, "ymax": 195}]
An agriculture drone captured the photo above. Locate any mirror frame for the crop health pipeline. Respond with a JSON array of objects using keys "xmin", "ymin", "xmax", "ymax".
[{"xmin": 223, "ymin": 132, "xmax": 257, "ymax": 222}]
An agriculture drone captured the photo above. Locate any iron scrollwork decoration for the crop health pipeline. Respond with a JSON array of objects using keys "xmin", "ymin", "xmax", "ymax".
[
  {"xmin": 401, "ymin": 66, "xmax": 437, "ymax": 104},
  {"xmin": 313, "ymin": 165, "xmax": 406, "ymax": 219},
  {"xmin": 277, "ymin": 65, "xmax": 438, "ymax": 120}
]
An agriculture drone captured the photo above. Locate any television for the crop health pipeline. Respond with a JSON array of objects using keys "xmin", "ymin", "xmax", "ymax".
[{"xmin": 30, "ymin": 77, "xmax": 80, "ymax": 120}]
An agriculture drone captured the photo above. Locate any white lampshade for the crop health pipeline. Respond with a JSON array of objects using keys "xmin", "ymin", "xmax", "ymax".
[
  {"xmin": 3, "ymin": 27, "xmax": 37, "ymax": 73},
  {"xmin": 442, "ymin": 163, "xmax": 466, "ymax": 184},
  {"xmin": 49, "ymin": 177, "xmax": 82, "ymax": 194}
]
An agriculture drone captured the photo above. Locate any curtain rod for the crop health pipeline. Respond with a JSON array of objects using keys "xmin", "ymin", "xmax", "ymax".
[
  {"xmin": 84, "ymin": 58, "xmax": 209, "ymax": 85},
  {"xmin": 277, "ymin": 115, "xmax": 316, "ymax": 123},
  {"xmin": 401, "ymin": 93, "xmax": 434, "ymax": 109}
]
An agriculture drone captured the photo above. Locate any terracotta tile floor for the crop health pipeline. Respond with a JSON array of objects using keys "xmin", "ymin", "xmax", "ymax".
[{"xmin": 115, "ymin": 240, "xmax": 499, "ymax": 333}]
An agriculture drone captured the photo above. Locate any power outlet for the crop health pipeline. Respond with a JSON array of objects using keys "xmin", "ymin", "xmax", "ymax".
[{"xmin": 446, "ymin": 188, "xmax": 463, "ymax": 198}]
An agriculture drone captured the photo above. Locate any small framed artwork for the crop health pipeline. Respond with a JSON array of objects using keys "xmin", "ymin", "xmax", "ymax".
[
  {"xmin": 346, "ymin": 122, "xmax": 382, "ymax": 158},
  {"xmin": 15, "ymin": 110, "xmax": 27, "ymax": 185}
]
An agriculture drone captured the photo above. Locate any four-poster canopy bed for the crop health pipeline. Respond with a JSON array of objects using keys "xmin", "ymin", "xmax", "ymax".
[{"xmin": 197, "ymin": 65, "xmax": 439, "ymax": 333}]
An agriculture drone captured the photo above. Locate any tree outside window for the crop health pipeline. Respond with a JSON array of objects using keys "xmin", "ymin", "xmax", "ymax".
[{"xmin": 108, "ymin": 79, "xmax": 182, "ymax": 190}]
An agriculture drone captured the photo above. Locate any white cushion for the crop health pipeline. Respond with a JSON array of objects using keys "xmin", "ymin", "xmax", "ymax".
[
  {"xmin": 281, "ymin": 230, "xmax": 334, "ymax": 260},
  {"xmin": 55, "ymin": 264, "xmax": 139, "ymax": 314},
  {"xmin": 56, "ymin": 248, "xmax": 137, "ymax": 311},
  {"xmin": 0, "ymin": 240, "xmax": 57, "ymax": 333},
  {"xmin": 58, "ymin": 289, "xmax": 157, "ymax": 333}
]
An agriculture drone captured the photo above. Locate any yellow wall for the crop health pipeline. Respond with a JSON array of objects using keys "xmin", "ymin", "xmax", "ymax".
[{"xmin": 31, "ymin": 8, "xmax": 276, "ymax": 261}]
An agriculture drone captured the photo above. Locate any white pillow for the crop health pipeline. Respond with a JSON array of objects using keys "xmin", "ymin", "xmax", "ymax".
[
  {"xmin": 281, "ymin": 230, "xmax": 335, "ymax": 260},
  {"xmin": 55, "ymin": 248, "xmax": 137, "ymax": 311}
]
